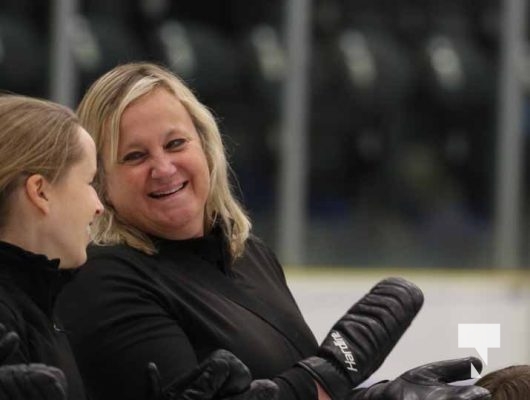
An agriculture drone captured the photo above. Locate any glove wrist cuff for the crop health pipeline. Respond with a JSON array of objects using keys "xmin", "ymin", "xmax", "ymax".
[{"xmin": 297, "ymin": 356, "xmax": 351, "ymax": 400}]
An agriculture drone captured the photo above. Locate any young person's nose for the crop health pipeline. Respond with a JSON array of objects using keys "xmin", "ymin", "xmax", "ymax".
[{"xmin": 94, "ymin": 195, "xmax": 104, "ymax": 216}]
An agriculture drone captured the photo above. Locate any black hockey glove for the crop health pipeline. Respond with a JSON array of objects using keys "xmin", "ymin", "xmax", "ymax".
[
  {"xmin": 298, "ymin": 277, "xmax": 424, "ymax": 400},
  {"xmin": 147, "ymin": 349, "xmax": 278, "ymax": 400},
  {"xmin": 0, "ymin": 363, "xmax": 68, "ymax": 400},
  {"xmin": 0, "ymin": 324, "xmax": 68, "ymax": 400},
  {"xmin": 0, "ymin": 323, "xmax": 19, "ymax": 362},
  {"xmin": 349, "ymin": 357, "xmax": 491, "ymax": 399}
]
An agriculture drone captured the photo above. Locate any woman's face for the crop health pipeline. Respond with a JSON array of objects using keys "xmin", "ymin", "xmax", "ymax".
[
  {"xmin": 104, "ymin": 87, "xmax": 211, "ymax": 240},
  {"xmin": 46, "ymin": 127, "xmax": 103, "ymax": 268}
]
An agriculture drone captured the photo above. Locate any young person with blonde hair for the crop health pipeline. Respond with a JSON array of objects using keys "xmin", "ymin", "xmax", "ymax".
[{"xmin": 0, "ymin": 94, "xmax": 103, "ymax": 400}]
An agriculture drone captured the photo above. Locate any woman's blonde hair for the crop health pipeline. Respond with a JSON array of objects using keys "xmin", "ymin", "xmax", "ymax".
[
  {"xmin": 0, "ymin": 94, "xmax": 83, "ymax": 230},
  {"xmin": 77, "ymin": 62, "xmax": 251, "ymax": 259}
]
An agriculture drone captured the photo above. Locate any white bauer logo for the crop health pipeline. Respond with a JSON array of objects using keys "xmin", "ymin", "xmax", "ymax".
[{"xmin": 331, "ymin": 331, "xmax": 358, "ymax": 372}]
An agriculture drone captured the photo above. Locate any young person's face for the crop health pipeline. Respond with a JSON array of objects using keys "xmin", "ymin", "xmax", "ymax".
[
  {"xmin": 104, "ymin": 87, "xmax": 210, "ymax": 240},
  {"xmin": 46, "ymin": 127, "xmax": 103, "ymax": 268}
]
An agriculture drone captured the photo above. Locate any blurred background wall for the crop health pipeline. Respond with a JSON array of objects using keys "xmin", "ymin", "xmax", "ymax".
[
  {"xmin": 3, "ymin": 0, "xmax": 530, "ymax": 269},
  {"xmin": 1, "ymin": 0, "xmax": 530, "ymax": 369}
]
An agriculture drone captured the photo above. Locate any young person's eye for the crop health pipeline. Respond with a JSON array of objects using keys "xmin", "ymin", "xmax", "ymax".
[
  {"xmin": 120, "ymin": 151, "xmax": 146, "ymax": 164},
  {"xmin": 166, "ymin": 138, "xmax": 188, "ymax": 150}
]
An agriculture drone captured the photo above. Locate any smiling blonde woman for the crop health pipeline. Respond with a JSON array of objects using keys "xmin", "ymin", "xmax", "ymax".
[{"xmin": 57, "ymin": 63, "xmax": 490, "ymax": 400}]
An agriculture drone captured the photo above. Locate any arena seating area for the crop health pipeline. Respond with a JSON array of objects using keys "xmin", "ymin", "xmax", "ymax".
[{"xmin": 0, "ymin": 0, "xmax": 524, "ymax": 267}]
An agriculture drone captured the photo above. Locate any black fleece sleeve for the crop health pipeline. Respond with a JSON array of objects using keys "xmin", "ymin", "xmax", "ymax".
[
  {"xmin": 274, "ymin": 367, "xmax": 318, "ymax": 400},
  {"xmin": 251, "ymin": 240, "xmax": 320, "ymax": 399}
]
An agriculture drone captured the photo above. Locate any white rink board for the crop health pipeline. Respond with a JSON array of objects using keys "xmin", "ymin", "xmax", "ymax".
[{"xmin": 285, "ymin": 268, "xmax": 530, "ymax": 382}]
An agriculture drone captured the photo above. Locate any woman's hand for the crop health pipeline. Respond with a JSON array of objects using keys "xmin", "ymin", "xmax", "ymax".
[{"xmin": 147, "ymin": 349, "xmax": 278, "ymax": 400}]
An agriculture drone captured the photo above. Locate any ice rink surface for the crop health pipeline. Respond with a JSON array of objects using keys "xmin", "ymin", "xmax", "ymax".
[{"xmin": 286, "ymin": 268, "xmax": 530, "ymax": 383}]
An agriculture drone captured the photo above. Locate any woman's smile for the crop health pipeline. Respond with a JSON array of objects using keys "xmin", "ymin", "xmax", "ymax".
[{"xmin": 148, "ymin": 181, "xmax": 188, "ymax": 199}]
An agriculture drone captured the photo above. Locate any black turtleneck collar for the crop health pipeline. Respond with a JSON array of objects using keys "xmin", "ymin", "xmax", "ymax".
[
  {"xmin": 150, "ymin": 225, "xmax": 233, "ymax": 274},
  {"xmin": 0, "ymin": 241, "xmax": 73, "ymax": 317}
]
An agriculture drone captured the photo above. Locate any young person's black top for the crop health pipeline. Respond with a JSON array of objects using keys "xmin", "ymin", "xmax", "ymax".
[{"xmin": 0, "ymin": 241, "xmax": 86, "ymax": 400}]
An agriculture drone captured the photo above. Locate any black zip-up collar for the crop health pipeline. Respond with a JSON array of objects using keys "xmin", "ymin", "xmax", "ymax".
[
  {"xmin": 0, "ymin": 241, "xmax": 73, "ymax": 317},
  {"xmin": 152, "ymin": 225, "xmax": 233, "ymax": 275}
]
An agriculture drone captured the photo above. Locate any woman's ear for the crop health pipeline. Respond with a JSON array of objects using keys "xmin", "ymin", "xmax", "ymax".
[{"xmin": 25, "ymin": 174, "xmax": 51, "ymax": 214}]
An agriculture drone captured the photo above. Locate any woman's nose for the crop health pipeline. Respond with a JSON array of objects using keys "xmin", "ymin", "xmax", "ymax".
[{"xmin": 150, "ymin": 155, "xmax": 177, "ymax": 179}]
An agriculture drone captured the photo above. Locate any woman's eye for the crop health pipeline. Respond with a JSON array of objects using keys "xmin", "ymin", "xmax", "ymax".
[
  {"xmin": 166, "ymin": 138, "xmax": 188, "ymax": 150},
  {"xmin": 121, "ymin": 151, "xmax": 146, "ymax": 163}
]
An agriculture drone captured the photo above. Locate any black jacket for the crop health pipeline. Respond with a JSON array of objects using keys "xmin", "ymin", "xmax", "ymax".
[
  {"xmin": 0, "ymin": 241, "xmax": 86, "ymax": 400},
  {"xmin": 56, "ymin": 232, "xmax": 319, "ymax": 400}
]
